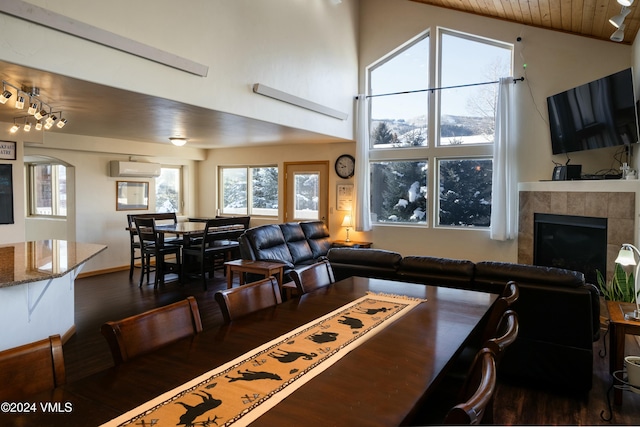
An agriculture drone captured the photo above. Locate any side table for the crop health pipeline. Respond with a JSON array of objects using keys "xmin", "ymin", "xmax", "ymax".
[
  {"xmin": 332, "ymin": 240, "xmax": 373, "ymax": 248},
  {"xmin": 224, "ymin": 259, "xmax": 285, "ymax": 291},
  {"xmin": 607, "ymin": 300, "xmax": 640, "ymax": 405}
]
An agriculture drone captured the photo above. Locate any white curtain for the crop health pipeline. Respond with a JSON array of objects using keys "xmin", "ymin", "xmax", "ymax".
[
  {"xmin": 490, "ymin": 77, "xmax": 517, "ymax": 241},
  {"xmin": 354, "ymin": 95, "xmax": 372, "ymax": 232}
]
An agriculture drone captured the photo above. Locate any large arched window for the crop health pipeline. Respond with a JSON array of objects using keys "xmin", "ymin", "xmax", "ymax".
[{"xmin": 368, "ymin": 28, "xmax": 512, "ymax": 228}]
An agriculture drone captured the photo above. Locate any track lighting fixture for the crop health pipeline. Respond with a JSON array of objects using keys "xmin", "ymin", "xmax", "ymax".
[
  {"xmin": 618, "ymin": 0, "xmax": 634, "ymax": 6},
  {"xmin": 1, "ymin": 80, "xmax": 68, "ymax": 133},
  {"xmin": 0, "ymin": 86, "xmax": 11, "ymax": 104},
  {"xmin": 34, "ymin": 108, "xmax": 46, "ymax": 120},
  {"xmin": 611, "ymin": 24, "xmax": 626, "ymax": 42},
  {"xmin": 610, "ymin": 6, "xmax": 631, "ymax": 28},
  {"xmin": 14, "ymin": 94, "xmax": 24, "ymax": 109},
  {"xmin": 27, "ymin": 100, "xmax": 38, "ymax": 115}
]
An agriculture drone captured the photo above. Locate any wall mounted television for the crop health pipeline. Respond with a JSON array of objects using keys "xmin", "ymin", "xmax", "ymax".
[{"xmin": 547, "ymin": 68, "xmax": 639, "ymax": 155}]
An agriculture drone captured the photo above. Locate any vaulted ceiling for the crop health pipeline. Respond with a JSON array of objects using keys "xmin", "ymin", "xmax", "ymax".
[{"xmin": 410, "ymin": 0, "xmax": 639, "ymax": 44}]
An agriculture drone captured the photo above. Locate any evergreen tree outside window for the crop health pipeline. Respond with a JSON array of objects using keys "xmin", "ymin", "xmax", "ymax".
[
  {"xmin": 156, "ymin": 167, "xmax": 181, "ymax": 213},
  {"xmin": 370, "ymin": 161, "xmax": 427, "ymax": 223},
  {"xmin": 438, "ymin": 158, "xmax": 492, "ymax": 226},
  {"xmin": 368, "ymin": 28, "xmax": 512, "ymax": 228},
  {"xmin": 220, "ymin": 166, "xmax": 278, "ymax": 216}
]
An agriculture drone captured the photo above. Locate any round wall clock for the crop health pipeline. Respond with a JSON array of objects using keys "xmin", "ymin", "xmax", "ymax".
[{"xmin": 335, "ymin": 154, "xmax": 355, "ymax": 179}]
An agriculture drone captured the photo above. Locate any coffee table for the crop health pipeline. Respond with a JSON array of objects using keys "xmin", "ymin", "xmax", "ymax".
[
  {"xmin": 224, "ymin": 259, "xmax": 285, "ymax": 290},
  {"xmin": 607, "ymin": 300, "xmax": 640, "ymax": 404}
]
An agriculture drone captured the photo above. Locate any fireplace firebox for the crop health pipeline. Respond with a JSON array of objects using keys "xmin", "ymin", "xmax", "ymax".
[{"xmin": 534, "ymin": 213, "xmax": 607, "ymax": 285}]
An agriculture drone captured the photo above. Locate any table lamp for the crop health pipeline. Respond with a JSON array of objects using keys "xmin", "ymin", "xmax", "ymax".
[
  {"xmin": 341, "ymin": 214, "xmax": 352, "ymax": 242},
  {"xmin": 615, "ymin": 243, "xmax": 640, "ymax": 321}
]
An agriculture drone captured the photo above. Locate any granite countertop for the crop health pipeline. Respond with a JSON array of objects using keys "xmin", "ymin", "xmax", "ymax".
[{"xmin": 0, "ymin": 240, "xmax": 107, "ymax": 288}]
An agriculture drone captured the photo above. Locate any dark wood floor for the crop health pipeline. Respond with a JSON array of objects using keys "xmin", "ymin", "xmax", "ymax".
[{"xmin": 65, "ymin": 269, "xmax": 640, "ymax": 425}]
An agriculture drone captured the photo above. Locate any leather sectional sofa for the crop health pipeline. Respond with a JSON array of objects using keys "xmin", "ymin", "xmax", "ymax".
[
  {"xmin": 238, "ymin": 221, "xmax": 332, "ymax": 280},
  {"xmin": 327, "ymin": 247, "xmax": 600, "ymax": 394}
]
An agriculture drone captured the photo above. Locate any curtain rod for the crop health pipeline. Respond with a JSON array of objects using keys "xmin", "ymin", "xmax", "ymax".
[{"xmin": 358, "ymin": 77, "xmax": 524, "ymax": 99}]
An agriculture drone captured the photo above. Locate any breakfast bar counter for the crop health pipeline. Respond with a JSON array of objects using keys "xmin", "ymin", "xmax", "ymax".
[{"xmin": 0, "ymin": 240, "xmax": 107, "ymax": 351}]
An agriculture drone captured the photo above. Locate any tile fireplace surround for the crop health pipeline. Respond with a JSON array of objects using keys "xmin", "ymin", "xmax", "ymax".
[{"xmin": 518, "ymin": 181, "xmax": 638, "ymax": 282}]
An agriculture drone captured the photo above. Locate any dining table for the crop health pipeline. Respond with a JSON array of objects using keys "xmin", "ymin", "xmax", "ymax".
[
  {"xmin": 154, "ymin": 222, "xmax": 246, "ymax": 247},
  {"xmin": 0, "ymin": 276, "xmax": 497, "ymax": 427}
]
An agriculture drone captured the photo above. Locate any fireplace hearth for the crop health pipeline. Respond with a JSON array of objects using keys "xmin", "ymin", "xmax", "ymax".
[
  {"xmin": 518, "ymin": 187, "xmax": 635, "ymax": 284},
  {"xmin": 534, "ymin": 213, "xmax": 607, "ymax": 285}
]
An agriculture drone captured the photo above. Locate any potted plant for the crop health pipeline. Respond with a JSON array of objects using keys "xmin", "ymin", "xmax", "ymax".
[{"xmin": 597, "ymin": 263, "xmax": 637, "ymax": 303}]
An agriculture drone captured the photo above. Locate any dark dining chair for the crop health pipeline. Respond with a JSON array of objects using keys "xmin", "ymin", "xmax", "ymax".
[
  {"xmin": 182, "ymin": 219, "xmax": 240, "ymax": 290},
  {"xmin": 215, "ymin": 276, "xmax": 282, "ymax": 323},
  {"xmin": 100, "ymin": 296, "xmax": 203, "ymax": 365},
  {"xmin": 444, "ymin": 347, "xmax": 497, "ymax": 425},
  {"xmin": 134, "ymin": 216, "xmax": 182, "ymax": 288},
  {"xmin": 0, "ymin": 335, "xmax": 65, "ymax": 401},
  {"xmin": 290, "ymin": 260, "xmax": 335, "ymax": 296},
  {"xmin": 126, "ymin": 213, "xmax": 146, "ymax": 279}
]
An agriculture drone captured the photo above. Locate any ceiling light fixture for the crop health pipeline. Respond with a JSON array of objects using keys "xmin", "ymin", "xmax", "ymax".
[
  {"xmin": 14, "ymin": 94, "xmax": 24, "ymax": 109},
  {"xmin": 610, "ymin": 6, "xmax": 631, "ymax": 28},
  {"xmin": 0, "ymin": 84, "xmax": 12, "ymax": 104},
  {"xmin": 611, "ymin": 24, "xmax": 626, "ymax": 42},
  {"xmin": 34, "ymin": 107, "xmax": 47, "ymax": 120},
  {"xmin": 618, "ymin": 0, "xmax": 634, "ymax": 6},
  {"xmin": 1, "ymin": 80, "xmax": 67, "ymax": 133},
  {"xmin": 10, "ymin": 122, "xmax": 19, "ymax": 133},
  {"xmin": 23, "ymin": 120, "xmax": 31, "ymax": 132},
  {"xmin": 169, "ymin": 137, "xmax": 188, "ymax": 147},
  {"xmin": 27, "ymin": 99, "xmax": 38, "ymax": 115}
]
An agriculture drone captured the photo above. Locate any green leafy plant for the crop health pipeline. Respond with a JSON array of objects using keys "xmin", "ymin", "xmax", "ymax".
[{"xmin": 597, "ymin": 263, "xmax": 637, "ymax": 302}]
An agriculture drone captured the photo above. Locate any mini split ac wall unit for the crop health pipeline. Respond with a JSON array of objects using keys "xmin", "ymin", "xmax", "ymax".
[{"xmin": 109, "ymin": 161, "xmax": 161, "ymax": 178}]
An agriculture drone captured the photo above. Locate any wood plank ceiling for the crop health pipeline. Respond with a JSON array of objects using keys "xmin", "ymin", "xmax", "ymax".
[{"xmin": 410, "ymin": 0, "xmax": 639, "ymax": 44}]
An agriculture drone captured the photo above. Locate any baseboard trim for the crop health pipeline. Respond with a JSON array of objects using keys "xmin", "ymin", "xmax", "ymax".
[
  {"xmin": 77, "ymin": 265, "xmax": 129, "ymax": 279},
  {"xmin": 61, "ymin": 325, "xmax": 76, "ymax": 344}
]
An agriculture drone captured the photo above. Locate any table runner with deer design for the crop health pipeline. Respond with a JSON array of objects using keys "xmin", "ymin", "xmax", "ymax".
[{"xmin": 101, "ymin": 292, "xmax": 425, "ymax": 427}]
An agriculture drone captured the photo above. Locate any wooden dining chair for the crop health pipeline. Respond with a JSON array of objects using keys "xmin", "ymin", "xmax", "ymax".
[
  {"xmin": 0, "ymin": 335, "xmax": 65, "ymax": 401},
  {"xmin": 478, "ymin": 281, "xmax": 519, "ymax": 345},
  {"xmin": 100, "ymin": 296, "xmax": 203, "ymax": 365},
  {"xmin": 215, "ymin": 276, "xmax": 282, "ymax": 323},
  {"xmin": 134, "ymin": 216, "xmax": 182, "ymax": 288},
  {"xmin": 444, "ymin": 347, "xmax": 497, "ymax": 425},
  {"xmin": 486, "ymin": 309, "xmax": 519, "ymax": 367},
  {"xmin": 290, "ymin": 260, "xmax": 335, "ymax": 295}
]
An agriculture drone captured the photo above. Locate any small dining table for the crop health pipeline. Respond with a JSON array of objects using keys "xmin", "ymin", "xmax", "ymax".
[
  {"xmin": 154, "ymin": 222, "xmax": 245, "ymax": 247},
  {"xmin": 1, "ymin": 277, "xmax": 497, "ymax": 427}
]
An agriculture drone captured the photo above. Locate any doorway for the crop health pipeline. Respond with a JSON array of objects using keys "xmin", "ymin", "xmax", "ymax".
[{"xmin": 283, "ymin": 161, "xmax": 329, "ymax": 225}]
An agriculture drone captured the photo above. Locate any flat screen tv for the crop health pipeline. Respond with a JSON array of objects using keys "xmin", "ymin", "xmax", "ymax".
[{"xmin": 547, "ymin": 68, "xmax": 639, "ymax": 154}]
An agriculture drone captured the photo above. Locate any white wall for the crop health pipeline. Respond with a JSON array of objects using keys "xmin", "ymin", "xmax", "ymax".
[
  {"xmin": 0, "ymin": 0, "xmax": 358, "ymax": 141},
  {"xmin": 15, "ymin": 134, "xmax": 201, "ymax": 273},
  {"xmin": 0, "ymin": 0, "xmax": 360, "ymax": 273}
]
